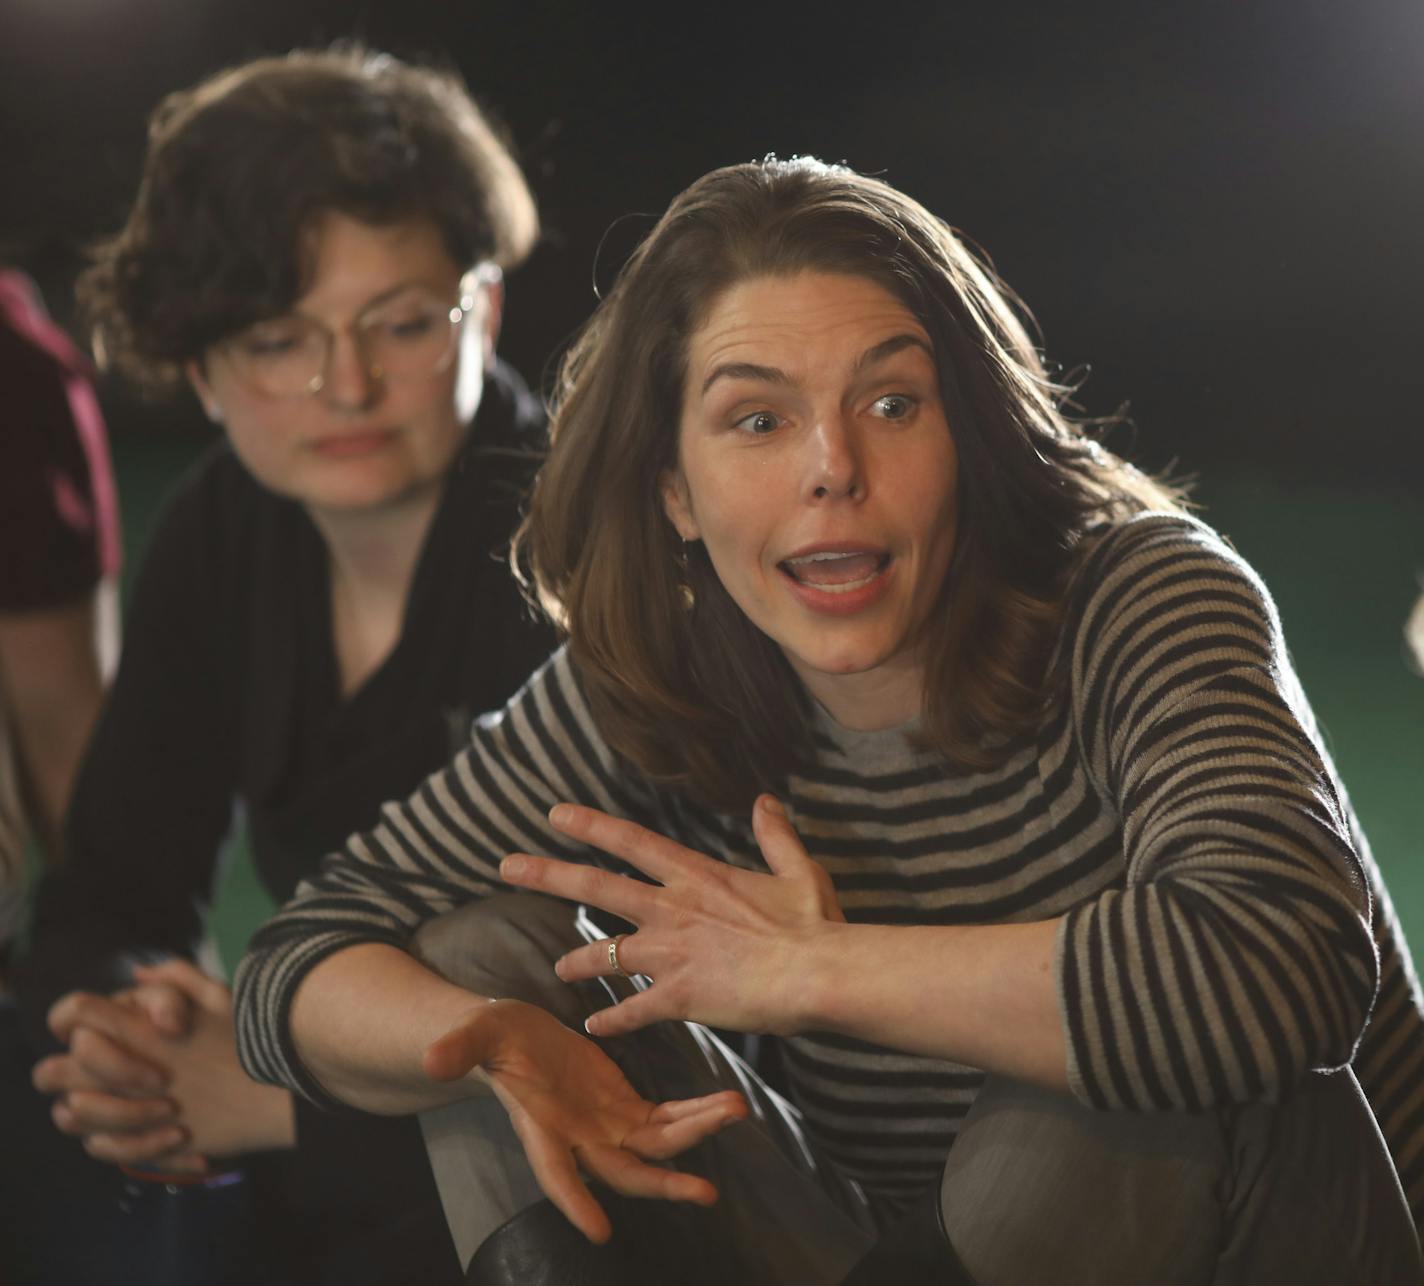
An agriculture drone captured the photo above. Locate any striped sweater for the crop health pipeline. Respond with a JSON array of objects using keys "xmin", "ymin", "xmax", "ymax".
[{"xmin": 234, "ymin": 514, "xmax": 1424, "ymax": 1228}]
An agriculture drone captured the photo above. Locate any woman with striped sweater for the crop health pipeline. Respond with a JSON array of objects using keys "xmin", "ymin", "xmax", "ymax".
[{"xmin": 234, "ymin": 158, "xmax": 1423, "ymax": 1284}]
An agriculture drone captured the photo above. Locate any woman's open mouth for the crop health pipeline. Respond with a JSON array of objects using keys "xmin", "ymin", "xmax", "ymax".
[{"xmin": 779, "ymin": 550, "xmax": 891, "ymax": 593}]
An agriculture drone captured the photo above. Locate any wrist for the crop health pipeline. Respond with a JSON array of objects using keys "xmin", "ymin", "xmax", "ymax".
[
  {"xmin": 777, "ymin": 920, "xmax": 854, "ymax": 1035},
  {"xmin": 239, "ymin": 1083, "xmax": 297, "ymax": 1154}
]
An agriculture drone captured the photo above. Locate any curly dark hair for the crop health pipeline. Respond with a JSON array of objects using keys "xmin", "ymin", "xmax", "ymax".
[
  {"xmin": 519, "ymin": 158, "xmax": 1186, "ymax": 810},
  {"xmin": 80, "ymin": 45, "xmax": 537, "ymax": 391}
]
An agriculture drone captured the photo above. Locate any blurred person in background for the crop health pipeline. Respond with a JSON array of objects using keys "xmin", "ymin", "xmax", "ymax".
[
  {"xmin": 0, "ymin": 263, "xmax": 122, "ymax": 1278},
  {"xmin": 15, "ymin": 46, "xmax": 551, "ymax": 1286},
  {"xmin": 0, "ymin": 265, "xmax": 120, "ymax": 966}
]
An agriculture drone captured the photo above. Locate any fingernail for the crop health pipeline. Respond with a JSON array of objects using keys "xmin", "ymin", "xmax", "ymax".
[
  {"xmin": 501, "ymin": 856, "xmax": 525, "ymax": 880},
  {"xmin": 549, "ymin": 804, "xmax": 573, "ymax": 828},
  {"xmin": 760, "ymin": 794, "xmax": 785, "ymax": 817}
]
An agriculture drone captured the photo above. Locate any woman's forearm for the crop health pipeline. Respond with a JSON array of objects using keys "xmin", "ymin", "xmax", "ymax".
[
  {"xmin": 794, "ymin": 918, "xmax": 1069, "ymax": 1090},
  {"xmin": 288, "ymin": 942, "xmax": 496, "ymax": 1113},
  {"xmin": 0, "ymin": 593, "xmax": 109, "ymax": 860}
]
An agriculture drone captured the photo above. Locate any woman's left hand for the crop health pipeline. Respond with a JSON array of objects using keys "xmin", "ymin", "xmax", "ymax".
[{"xmin": 499, "ymin": 793, "xmax": 844, "ymax": 1038}]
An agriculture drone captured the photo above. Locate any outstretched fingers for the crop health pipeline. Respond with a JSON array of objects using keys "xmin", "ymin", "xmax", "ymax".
[
  {"xmin": 513, "ymin": 1114, "xmax": 614, "ymax": 1244},
  {"xmin": 555, "ymin": 932, "xmax": 645, "ymax": 985},
  {"xmin": 581, "ymin": 986, "xmax": 670, "ymax": 1038},
  {"xmin": 577, "ymin": 1142, "xmax": 718, "ymax": 1206},
  {"xmin": 625, "ymin": 1091, "xmax": 748, "ymax": 1159},
  {"xmin": 501, "ymin": 852, "xmax": 659, "ymax": 924},
  {"xmin": 570, "ymin": 1092, "xmax": 750, "ymax": 1210},
  {"xmin": 647, "ymin": 1091, "xmax": 749, "ymax": 1125},
  {"xmin": 546, "ymin": 803, "xmax": 720, "ymax": 886}
]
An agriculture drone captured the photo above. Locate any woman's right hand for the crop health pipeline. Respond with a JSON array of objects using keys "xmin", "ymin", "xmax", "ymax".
[{"xmin": 424, "ymin": 998, "xmax": 748, "ymax": 1244}]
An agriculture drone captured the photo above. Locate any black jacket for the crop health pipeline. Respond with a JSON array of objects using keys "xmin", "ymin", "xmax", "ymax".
[{"xmin": 20, "ymin": 360, "xmax": 555, "ymax": 1284}]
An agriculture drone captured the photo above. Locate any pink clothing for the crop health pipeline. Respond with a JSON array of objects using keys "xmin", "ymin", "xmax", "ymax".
[{"xmin": 0, "ymin": 267, "xmax": 121, "ymax": 945}]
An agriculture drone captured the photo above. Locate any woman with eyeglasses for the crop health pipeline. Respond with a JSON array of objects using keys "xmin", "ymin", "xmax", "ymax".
[{"xmin": 17, "ymin": 46, "xmax": 550, "ymax": 1285}]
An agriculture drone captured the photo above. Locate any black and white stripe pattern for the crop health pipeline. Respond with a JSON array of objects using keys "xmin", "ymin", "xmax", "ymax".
[{"xmin": 235, "ymin": 514, "xmax": 1423, "ymax": 1228}]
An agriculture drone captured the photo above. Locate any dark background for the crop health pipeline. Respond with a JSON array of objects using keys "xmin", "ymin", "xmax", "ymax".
[
  {"xmin": 1, "ymin": 0, "xmax": 1420, "ymax": 954},
  {"xmin": 3, "ymin": 0, "xmax": 1421, "ymax": 482}
]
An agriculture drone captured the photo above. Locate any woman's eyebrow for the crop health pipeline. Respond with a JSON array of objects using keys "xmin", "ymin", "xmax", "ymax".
[
  {"xmin": 697, "ymin": 333, "xmax": 931, "ymax": 398},
  {"xmin": 355, "ymin": 279, "xmax": 444, "ymax": 317},
  {"xmin": 699, "ymin": 361, "xmax": 792, "ymax": 397},
  {"xmin": 852, "ymin": 333, "xmax": 933, "ymax": 374},
  {"xmin": 279, "ymin": 279, "xmax": 442, "ymax": 326}
]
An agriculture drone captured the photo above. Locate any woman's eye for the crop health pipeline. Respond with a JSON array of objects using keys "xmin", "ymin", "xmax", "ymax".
[
  {"xmin": 381, "ymin": 314, "xmax": 439, "ymax": 341},
  {"xmin": 733, "ymin": 410, "xmax": 781, "ymax": 436},
  {"xmin": 870, "ymin": 394, "xmax": 915, "ymax": 420},
  {"xmin": 241, "ymin": 333, "xmax": 301, "ymax": 358}
]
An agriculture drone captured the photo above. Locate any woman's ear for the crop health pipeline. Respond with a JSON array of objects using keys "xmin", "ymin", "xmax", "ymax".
[
  {"xmin": 659, "ymin": 468, "xmax": 700, "ymax": 541},
  {"xmin": 184, "ymin": 359, "xmax": 224, "ymax": 424}
]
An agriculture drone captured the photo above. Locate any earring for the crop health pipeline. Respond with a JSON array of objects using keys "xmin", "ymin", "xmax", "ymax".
[{"xmin": 676, "ymin": 538, "xmax": 695, "ymax": 611}]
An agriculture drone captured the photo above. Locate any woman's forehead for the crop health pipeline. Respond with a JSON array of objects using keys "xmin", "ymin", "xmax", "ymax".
[
  {"xmin": 282, "ymin": 212, "xmax": 461, "ymax": 317},
  {"xmin": 685, "ymin": 271, "xmax": 932, "ymax": 384}
]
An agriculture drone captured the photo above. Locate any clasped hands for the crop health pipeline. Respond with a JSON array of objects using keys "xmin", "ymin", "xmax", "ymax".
[
  {"xmin": 32, "ymin": 958, "xmax": 295, "ymax": 1175},
  {"xmin": 419, "ymin": 792, "xmax": 845, "ymax": 1241}
]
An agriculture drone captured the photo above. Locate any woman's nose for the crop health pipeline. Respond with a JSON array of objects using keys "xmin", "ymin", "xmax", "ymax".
[
  {"xmin": 320, "ymin": 331, "xmax": 382, "ymax": 411},
  {"xmin": 807, "ymin": 415, "xmax": 863, "ymax": 501}
]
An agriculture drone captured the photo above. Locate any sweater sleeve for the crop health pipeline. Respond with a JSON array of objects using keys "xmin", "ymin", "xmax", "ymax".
[
  {"xmin": 1055, "ymin": 515, "xmax": 1378, "ymax": 1111},
  {"xmin": 233, "ymin": 648, "xmax": 646, "ymax": 1105}
]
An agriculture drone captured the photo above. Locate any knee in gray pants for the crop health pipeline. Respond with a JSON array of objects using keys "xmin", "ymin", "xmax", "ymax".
[
  {"xmin": 411, "ymin": 894, "xmax": 592, "ymax": 1267},
  {"xmin": 940, "ymin": 1071, "xmax": 1423, "ymax": 1286}
]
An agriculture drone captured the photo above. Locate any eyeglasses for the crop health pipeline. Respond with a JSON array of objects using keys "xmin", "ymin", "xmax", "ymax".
[{"xmin": 217, "ymin": 274, "xmax": 488, "ymax": 400}]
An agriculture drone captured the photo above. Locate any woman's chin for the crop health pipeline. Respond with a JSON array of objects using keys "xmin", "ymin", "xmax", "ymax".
[{"xmin": 784, "ymin": 641, "xmax": 905, "ymax": 688}]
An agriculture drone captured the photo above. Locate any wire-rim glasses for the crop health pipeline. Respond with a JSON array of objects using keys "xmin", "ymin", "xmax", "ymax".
[{"xmin": 217, "ymin": 270, "xmax": 489, "ymax": 399}]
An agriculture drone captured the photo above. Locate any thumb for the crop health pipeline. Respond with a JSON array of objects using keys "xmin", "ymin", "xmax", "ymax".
[
  {"xmin": 422, "ymin": 1003, "xmax": 502, "ymax": 1083},
  {"xmin": 753, "ymin": 793, "xmax": 845, "ymax": 922},
  {"xmin": 130, "ymin": 960, "xmax": 231, "ymax": 1031},
  {"xmin": 121, "ymin": 980, "xmax": 195, "ymax": 1037},
  {"xmin": 751, "ymin": 794, "xmax": 813, "ymax": 877}
]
